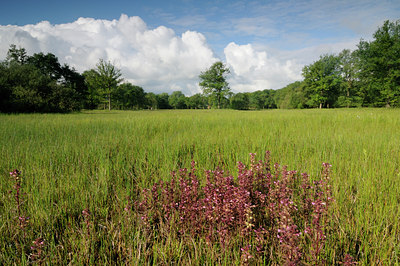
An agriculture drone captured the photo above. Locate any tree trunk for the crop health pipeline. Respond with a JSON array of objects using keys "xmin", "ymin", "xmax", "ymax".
[
  {"xmin": 108, "ymin": 93, "xmax": 111, "ymax": 110},
  {"xmin": 319, "ymin": 103, "xmax": 322, "ymax": 109}
]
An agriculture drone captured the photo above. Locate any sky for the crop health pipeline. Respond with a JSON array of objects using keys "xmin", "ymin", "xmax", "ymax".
[{"xmin": 0, "ymin": 0, "xmax": 399, "ymax": 95}]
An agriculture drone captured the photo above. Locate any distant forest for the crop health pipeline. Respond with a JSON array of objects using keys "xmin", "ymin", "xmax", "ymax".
[{"xmin": 0, "ymin": 20, "xmax": 398, "ymax": 113}]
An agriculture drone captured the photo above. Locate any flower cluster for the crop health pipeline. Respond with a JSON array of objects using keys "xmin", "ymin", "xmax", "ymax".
[
  {"xmin": 137, "ymin": 152, "xmax": 335, "ymax": 264},
  {"xmin": 9, "ymin": 169, "xmax": 48, "ymax": 263},
  {"xmin": 9, "ymin": 169, "xmax": 29, "ymax": 232},
  {"xmin": 29, "ymin": 237, "xmax": 46, "ymax": 263}
]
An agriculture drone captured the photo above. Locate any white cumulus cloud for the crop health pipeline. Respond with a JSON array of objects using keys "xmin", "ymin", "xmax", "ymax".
[{"xmin": 224, "ymin": 42, "xmax": 303, "ymax": 92}]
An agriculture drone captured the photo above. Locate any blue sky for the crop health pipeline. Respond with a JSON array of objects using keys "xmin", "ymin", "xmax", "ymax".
[{"xmin": 0, "ymin": 0, "xmax": 399, "ymax": 94}]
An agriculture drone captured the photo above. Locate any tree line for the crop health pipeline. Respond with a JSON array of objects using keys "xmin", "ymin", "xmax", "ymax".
[
  {"xmin": 210, "ymin": 19, "xmax": 400, "ymax": 110},
  {"xmin": 270, "ymin": 19, "xmax": 400, "ymax": 109},
  {"xmin": 0, "ymin": 20, "xmax": 398, "ymax": 113}
]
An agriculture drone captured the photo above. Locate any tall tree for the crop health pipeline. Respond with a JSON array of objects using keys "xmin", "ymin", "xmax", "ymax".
[
  {"xmin": 302, "ymin": 54, "xmax": 342, "ymax": 108},
  {"xmin": 355, "ymin": 20, "xmax": 400, "ymax": 107},
  {"xmin": 338, "ymin": 49, "xmax": 360, "ymax": 107},
  {"xmin": 95, "ymin": 59, "xmax": 123, "ymax": 110},
  {"xmin": 199, "ymin": 61, "xmax": 230, "ymax": 109}
]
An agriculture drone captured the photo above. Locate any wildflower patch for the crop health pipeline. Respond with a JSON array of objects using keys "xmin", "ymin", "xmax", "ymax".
[{"xmin": 137, "ymin": 152, "xmax": 337, "ymax": 264}]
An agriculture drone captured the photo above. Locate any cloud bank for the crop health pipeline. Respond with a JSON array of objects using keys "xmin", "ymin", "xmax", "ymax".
[{"xmin": 0, "ymin": 14, "xmax": 356, "ymax": 95}]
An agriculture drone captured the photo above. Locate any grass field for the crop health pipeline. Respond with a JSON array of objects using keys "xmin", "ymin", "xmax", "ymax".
[{"xmin": 1, "ymin": 108, "xmax": 399, "ymax": 264}]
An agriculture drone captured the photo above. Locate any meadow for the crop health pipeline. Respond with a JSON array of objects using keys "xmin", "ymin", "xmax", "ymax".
[{"xmin": 0, "ymin": 108, "xmax": 399, "ymax": 264}]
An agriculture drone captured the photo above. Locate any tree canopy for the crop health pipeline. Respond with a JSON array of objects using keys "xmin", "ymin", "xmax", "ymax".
[
  {"xmin": 302, "ymin": 54, "xmax": 342, "ymax": 108},
  {"xmin": 0, "ymin": 46, "xmax": 85, "ymax": 113},
  {"xmin": 95, "ymin": 59, "xmax": 123, "ymax": 110},
  {"xmin": 199, "ymin": 61, "xmax": 231, "ymax": 109},
  {"xmin": 356, "ymin": 20, "xmax": 400, "ymax": 107},
  {"xmin": 169, "ymin": 91, "xmax": 187, "ymax": 109}
]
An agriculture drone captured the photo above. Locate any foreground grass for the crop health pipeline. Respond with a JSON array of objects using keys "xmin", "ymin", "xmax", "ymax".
[{"xmin": 0, "ymin": 109, "xmax": 399, "ymax": 264}]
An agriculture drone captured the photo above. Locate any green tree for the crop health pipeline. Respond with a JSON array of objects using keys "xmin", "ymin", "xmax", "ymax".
[
  {"xmin": 7, "ymin": 63, "xmax": 51, "ymax": 112},
  {"xmin": 355, "ymin": 20, "xmax": 400, "ymax": 107},
  {"xmin": 83, "ymin": 69, "xmax": 102, "ymax": 109},
  {"xmin": 199, "ymin": 61, "xmax": 231, "ymax": 109},
  {"xmin": 111, "ymin": 84, "xmax": 127, "ymax": 109},
  {"xmin": 27, "ymin": 51, "xmax": 86, "ymax": 109},
  {"xmin": 186, "ymin": 93, "xmax": 207, "ymax": 109},
  {"xmin": 249, "ymin": 90, "xmax": 264, "ymax": 109},
  {"xmin": 126, "ymin": 84, "xmax": 146, "ymax": 110},
  {"xmin": 0, "ymin": 62, "xmax": 11, "ymax": 111},
  {"xmin": 113, "ymin": 83, "xmax": 146, "ymax": 110},
  {"xmin": 95, "ymin": 59, "xmax": 123, "ymax": 110},
  {"xmin": 157, "ymin": 93, "xmax": 171, "ymax": 109},
  {"xmin": 145, "ymin": 92, "xmax": 158, "ymax": 110},
  {"xmin": 274, "ymin": 82, "xmax": 307, "ymax": 109},
  {"xmin": 1, "ymin": 46, "xmax": 83, "ymax": 113},
  {"xmin": 249, "ymin": 89, "xmax": 277, "ymax": 109},
  {"xmin": 230, "ymin": 92, "xmax": 250, "ymax": 110},
  {"xmin": 27, "ymin": 52, "xmax": 63, "ymax": 80},
  {"xmin": 302, "ymin": 54, "xmax": 342, "ymax": 108},
  {"xmin": 6, "ymin": 44, "xmax": 28, "ymax": 64},
  {"xmin": 60, "ymin": 64, "xmax": 87, "ymax": 102},
  {"xmin": 337, "ymin": 49, "xmax": 360, "ymax": 107},
  {"xmin": 169, "ymin": 91, "xmax": 187, "ymax": 109}
]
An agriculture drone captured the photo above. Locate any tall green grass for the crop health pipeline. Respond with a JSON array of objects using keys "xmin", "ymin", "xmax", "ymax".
[{"xmin": 1, "ymin": 109, "xmax": 399, "ymax": 264}]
